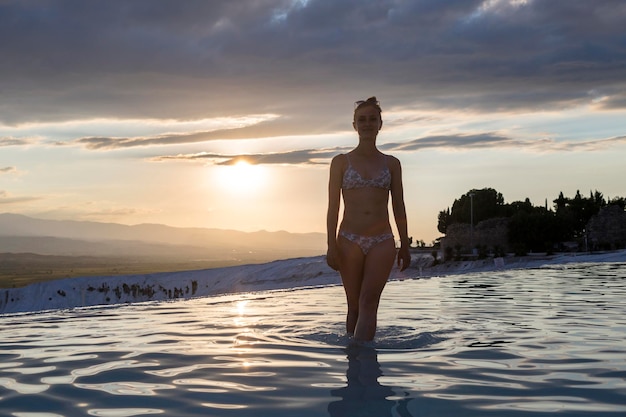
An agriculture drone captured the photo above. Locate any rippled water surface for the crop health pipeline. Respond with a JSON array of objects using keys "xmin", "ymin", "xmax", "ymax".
[{"xmin": 2, "ymin": 262, "xmax": 626, "ymax": 416}]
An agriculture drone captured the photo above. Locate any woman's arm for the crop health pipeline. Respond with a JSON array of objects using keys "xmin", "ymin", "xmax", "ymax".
[
  {"xmin": 326, "ymin": 155, "xmax": 343, "ymax": 270},
  {"xmin": 389, "ymin": 156, "xmax": 411, "ymax": 271}
]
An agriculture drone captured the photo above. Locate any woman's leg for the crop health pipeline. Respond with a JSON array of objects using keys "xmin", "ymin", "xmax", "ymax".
[
  {"xmin": 337, "ymin": 235, "xmax": 365, "ymax": 335},
  {"xmin": 353, "ymin": 238, "xmax": 396, "ymax": 341}
]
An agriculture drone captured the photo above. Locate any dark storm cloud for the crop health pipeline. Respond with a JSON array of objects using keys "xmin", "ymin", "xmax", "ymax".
[{"xmin": 2, "ymin": 0, "xmax": 625, "ymax": 136}]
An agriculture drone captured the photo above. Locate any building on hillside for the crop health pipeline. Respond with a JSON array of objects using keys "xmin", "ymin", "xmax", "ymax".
[{"xmin": 440, "ymin": 217, "xmax": 510, "ymax": 258}]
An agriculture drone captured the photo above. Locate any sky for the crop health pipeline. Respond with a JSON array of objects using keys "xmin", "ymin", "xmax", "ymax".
[{"xmin": 1, "ymin": 0, "xmax": 625, "ymax": 244}]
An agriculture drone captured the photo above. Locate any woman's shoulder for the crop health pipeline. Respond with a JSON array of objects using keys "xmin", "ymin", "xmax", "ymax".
[
  {"xmin": 330, "ymin": 153, "xmax": 349, "ymax": 172},
  {"xmin": 331, "ymin": 153, "xmax": 349, "ymax": 164},
  {"xmin": 382, "ymin": 153, "xmax": 401, "ymax": 167}
]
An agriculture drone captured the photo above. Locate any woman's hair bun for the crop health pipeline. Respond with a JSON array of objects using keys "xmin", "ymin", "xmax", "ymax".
[{"xmin": 354, "ymin": 96, "xmax": 382, "ymax": 112}]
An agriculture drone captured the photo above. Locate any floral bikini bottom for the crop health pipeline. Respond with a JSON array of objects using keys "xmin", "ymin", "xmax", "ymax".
[{"xmin": 339, "ymin": 230, "xmax": 394, "ymax": 255}]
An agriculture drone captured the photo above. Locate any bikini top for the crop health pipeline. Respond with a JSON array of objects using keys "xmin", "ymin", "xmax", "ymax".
[{"xmin": 342, "ymin": 154, "xmax": 392, "ymax": 190}]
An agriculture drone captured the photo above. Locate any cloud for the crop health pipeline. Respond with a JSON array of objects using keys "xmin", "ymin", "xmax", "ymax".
[
  {"xmin": 0, "ymin": 167, "xmax": 18, "ymax": 175},
  {"xmin": 381, "ymin": 133, "xmax": 520, "ymax": 151},
  {"xmin": 565, "ymin": 135, "xmax": 626, "ymax": 151},
  {"xmin": 1, "ymin": 0, "xmax": 624, "ymax": 130},
  {"xmin": 72, "ymin": 114, "xmax": 337, "ymax": 149},
  {"xmin": 76, "ymin": 131, "xmax": 231, "ymax": 150},
  {"xmin": 592, "ymin": 91, "xmax": 626, "ymax": 110},
  {"xmin": 153, "ymin": 148, "xmax": 344, "ymax": 166},
  {"xmin": 381, "ymin": 133, "xmax": 626, "ymax": 153},
  {"xmin": 150, "ymin": 132, "xmax": 626, "ymax": 167},
  {"xmin": 2, "ymin": 115, "xmax": 285, "ymax": 149},
  {"xmin": 0, "ymin": 137, "xmax": 32, "ymax": 147},
  {"xmin": 0, "ymin": 190, "xmax": 40, "ymax": 205}
]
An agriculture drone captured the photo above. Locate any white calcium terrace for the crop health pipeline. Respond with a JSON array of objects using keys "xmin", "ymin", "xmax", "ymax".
[{"xmin": 2, "ymin": 251, "xmax": 625, "ymax": 315}]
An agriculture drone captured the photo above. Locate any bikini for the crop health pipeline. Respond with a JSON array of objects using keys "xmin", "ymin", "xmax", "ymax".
[
  {"xmin": 342, "ymin": 154, "xmax": 392, "ymax": 191},
  {"xmin": 339, "ymin": 154, "xmax": 394, "ymax": 254}
]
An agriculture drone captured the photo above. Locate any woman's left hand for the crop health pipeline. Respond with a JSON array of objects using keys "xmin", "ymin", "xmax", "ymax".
[{"xmin": 397, "ymin": 246, "xmax": 411, "ymax": 271}]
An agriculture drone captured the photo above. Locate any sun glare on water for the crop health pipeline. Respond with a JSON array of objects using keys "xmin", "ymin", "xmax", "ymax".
[{"xmin": 213, "ymin": 160, "xmax": 268, "ymax": 195}]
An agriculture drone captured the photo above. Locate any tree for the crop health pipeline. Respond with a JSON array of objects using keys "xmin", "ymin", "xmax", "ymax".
[
  {"xmin": 554, "ymin": 191, "xmax": 567, "ymax": 211},
  {"xmin": 553, "ymin": 189, "xmax": 606, "ymax": 238},
  {"xmin": 508, "ymin": 207, "xmax": 567, "ymax": 253},
  {"xmin": 448, "ymin": 188, "xmax": 506, "ymax": 225},
  {"xmin": 437, "ymin": 208, "xmax": 450, "ymax": 234},
  {"xmin": 591, "ymin": 190, "xmax": 606, "ymax": 207},
  {"xmin": 507, "ymin": 198, "xmax": 534, "ymax": 216},
  {"xmin": 608, "ymin": 197, "xmax": 626, "ymax": 210},
  {"xmin": 439, "ymin": 188, "xmax": 625, "ymax": 253}
]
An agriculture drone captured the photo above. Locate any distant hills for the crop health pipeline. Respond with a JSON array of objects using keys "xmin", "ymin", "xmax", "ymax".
[{"xmin": 0, "ymin": 213, "xmax": 326, "ymax": 261}]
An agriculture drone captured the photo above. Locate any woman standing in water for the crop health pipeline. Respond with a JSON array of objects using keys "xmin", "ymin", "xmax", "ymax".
[{"xmin": 327, "ymin": 96, "xmax": 411, "ymax": 342}]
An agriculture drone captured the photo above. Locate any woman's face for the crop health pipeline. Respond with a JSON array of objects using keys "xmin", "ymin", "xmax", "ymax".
[{"xmin": 353, "ymin": 106, "xmax": 382, "ymax": 139}]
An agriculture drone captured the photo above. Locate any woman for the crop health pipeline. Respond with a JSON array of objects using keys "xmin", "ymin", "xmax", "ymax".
[{"xmin": 327, "ymin": 96, "xmax": 411, "ymax": 342}]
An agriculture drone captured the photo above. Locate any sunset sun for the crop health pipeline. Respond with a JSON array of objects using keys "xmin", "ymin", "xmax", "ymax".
[{"xmin": 214, "ymin": 160, "xmax": 267, "ymax": 195}]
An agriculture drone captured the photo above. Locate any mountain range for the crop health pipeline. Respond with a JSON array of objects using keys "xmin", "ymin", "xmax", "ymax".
[{"xmin": 0, "ymin": 213, "xmax": 326, "ymax": 261}]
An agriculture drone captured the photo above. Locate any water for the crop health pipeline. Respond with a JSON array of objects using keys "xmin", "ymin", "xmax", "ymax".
[{"xmin": 1, "ymin": 262, "xmax": 626, "ymax": 416}]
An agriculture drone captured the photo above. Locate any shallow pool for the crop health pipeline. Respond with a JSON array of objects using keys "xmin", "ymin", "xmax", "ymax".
[{"xmin": 2, "ymin": 262, "xmax": 626, "ymax": 416}]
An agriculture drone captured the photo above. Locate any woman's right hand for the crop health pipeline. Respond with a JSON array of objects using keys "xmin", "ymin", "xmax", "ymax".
[{"xmin": 326, "ymin": 247, "xmax": 341, "ymax": 271}]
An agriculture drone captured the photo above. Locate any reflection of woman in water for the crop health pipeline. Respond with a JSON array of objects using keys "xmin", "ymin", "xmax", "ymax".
[
  {"xmin": 327, "ymin": 97, "xmax": 411, "ymax": 341},
  {"xmin": 328, "ymin": 344, "xmax": 410, "ymax": 417}
]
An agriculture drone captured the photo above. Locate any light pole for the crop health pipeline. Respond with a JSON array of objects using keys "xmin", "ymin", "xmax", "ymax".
[{"xmin": 469, "ymin": 192, "xmax": 475, "ymax": 255}]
